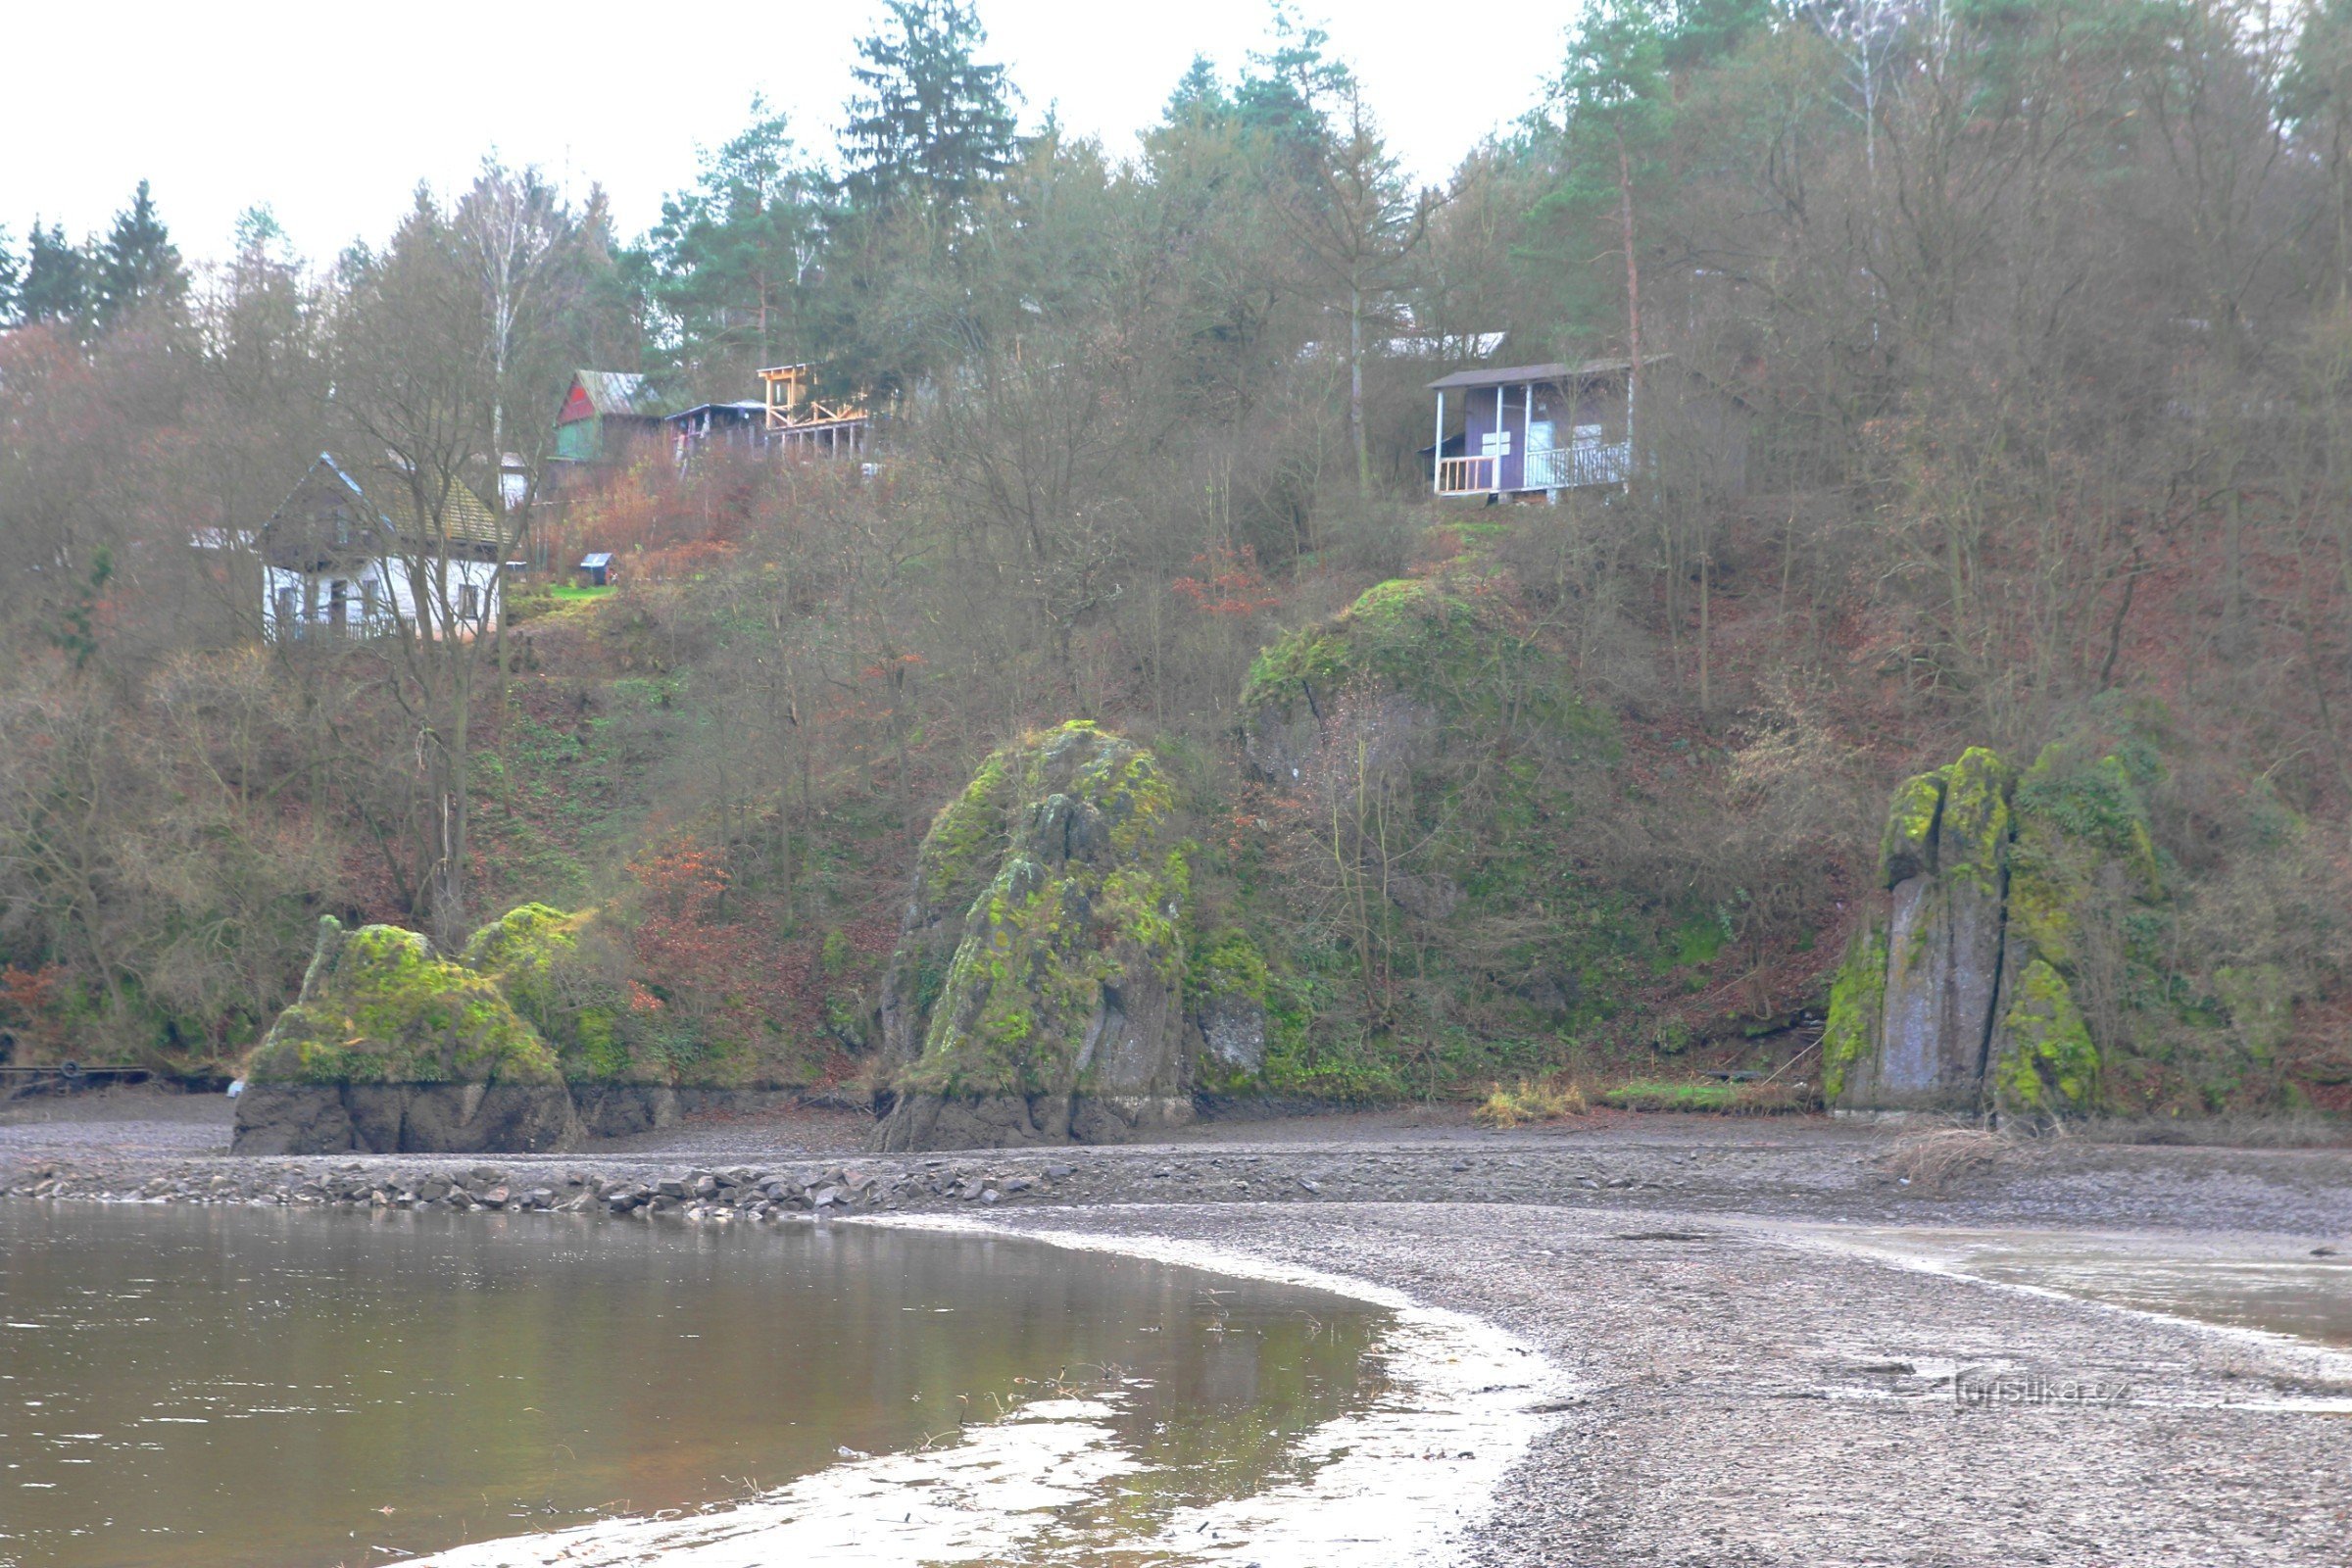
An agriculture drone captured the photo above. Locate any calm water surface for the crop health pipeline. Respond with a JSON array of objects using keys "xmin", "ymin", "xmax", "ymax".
[
  {"xmin": 0, "ymin": 1203, "xmax": 1382, "ymax": 1567},
  {"xmin": 1952, "ymin": 1233, "xmax": 2352, "ymax": 1348},
  {"xmin": 1824, "ymin": 1225, "xmax": 2352, "ymax": 1348}
]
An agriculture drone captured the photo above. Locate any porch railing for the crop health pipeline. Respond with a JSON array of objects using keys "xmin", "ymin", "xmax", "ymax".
[
  {"xmin": 1525, "ymin": 439, "xmax": 1632, "ymax": 491},
  {"xmin": 1436, "ymin": 455, "xmax": 1498, "ymax": 494},
  {"xmin": 1437, "ymin": 440, "xmax": 1633, "ymax": 496}
]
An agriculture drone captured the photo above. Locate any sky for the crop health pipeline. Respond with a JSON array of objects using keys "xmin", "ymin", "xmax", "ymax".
[{"xmin": 0, "ymin": 0, "xmax": 1574, "ymax": 270}]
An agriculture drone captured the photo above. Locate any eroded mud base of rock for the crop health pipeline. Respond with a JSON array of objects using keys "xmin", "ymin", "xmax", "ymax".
[{"xmin": 871, "ymin": 1091, "xmax": 1195, "ymax": 1152}]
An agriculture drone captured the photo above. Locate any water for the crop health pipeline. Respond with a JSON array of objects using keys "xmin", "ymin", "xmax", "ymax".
[
  {"xmin": 0, "ymin": 1203, "xmax": 1384, "ymax": 1567},
  {"xmin": 1811, "ymin": 1225, "xmax": 2352, "ymax": 1348},
  {"xmin": 1951, "ymin": 1233, "xmax": 2352, "ymax": 1348}
]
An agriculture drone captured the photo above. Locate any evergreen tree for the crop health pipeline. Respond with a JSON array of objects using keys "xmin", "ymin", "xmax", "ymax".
[
  {"xmin": 650, "ymin": 98, "xmax": 824, "ymax": 373},
  {"xmin": 1523, "ymin": 0, "xmax": 1675, "ymax": 361},
  {"xmin": 0, "ymin": 226, "xmax": 19, "ymax": 325},
  {"xmin": 839, "ymin": 0, "xmax": 1021, "ymax": 222},
  {"xmin": 1162, "ymin": 53, "xmax": 1229, "ymax": 125},
  {"xmin": 20, "ymin": 222, "xmax": 92, "ymax": 331},
  {"xmin": 1232, "ymin": 8, "xmax": 1353, "ymax": 157},
  {"xmin": 95, "ymin": 179, "xmax": 189, "ymax": 327}
]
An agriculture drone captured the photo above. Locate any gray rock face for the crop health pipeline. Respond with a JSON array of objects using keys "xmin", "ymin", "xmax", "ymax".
[
  {"xmin": 571, "ymin": 1085, "xmax": 681, "ymax": 1139},
  {"xmin": 1834, "ymin": 748, "xmax": 2015, "ymax": 1112},
  {"xmin": 231, "ymin": 1083, "xmax": 577, "ymax": 1154},
  {"xmin": 1196, "ymin": 997, "xmax": 1269, "ymax": 1076},
  {"xmin": 1867, "ymin": 869, "xmax": 2006, "ymax": 1104}
]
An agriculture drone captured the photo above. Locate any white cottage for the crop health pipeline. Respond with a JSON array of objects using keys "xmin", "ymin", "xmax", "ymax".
[{"xmin": 259, "ymin": 455, "xmax": 508, "ymax": 641}]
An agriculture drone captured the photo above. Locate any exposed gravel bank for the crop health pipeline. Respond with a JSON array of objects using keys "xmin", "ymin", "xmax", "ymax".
[{"xmin": 8, "ymin": 1088, "xmax": 2351, "ymax": 1565}]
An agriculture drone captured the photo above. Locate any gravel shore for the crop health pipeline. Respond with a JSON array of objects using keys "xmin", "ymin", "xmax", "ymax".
[{"xmin": 8, "ymin": 1086, "xmax": 2350, "ymax": 1565}]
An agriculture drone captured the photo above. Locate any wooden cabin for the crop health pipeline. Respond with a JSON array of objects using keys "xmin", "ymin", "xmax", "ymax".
[
  {"xmin": 257, "ymin": 455, "xmax": 507, "ymax": 641},
  {"xmin": 665, "ymin": 401, "xmax": 769, "ymax": 464},
  {"xmin": 552, "ymin": 370, "xmax": 672, "ymax": 466},
  {"xmin": 1427, "ymin": 356, "xmax": 1746, "ymax": 501}
]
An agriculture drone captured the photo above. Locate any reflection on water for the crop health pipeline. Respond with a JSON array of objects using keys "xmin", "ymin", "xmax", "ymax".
[{"xmin": 0, "ymin": 1203, "xmax": 1380, "ymax": 1568}]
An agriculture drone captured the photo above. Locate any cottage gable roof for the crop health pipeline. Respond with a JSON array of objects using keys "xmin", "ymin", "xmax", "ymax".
[
  {"xmin": 261, "ymin": 454, "xmax": 506, "ymax": 568},
  {"xmin": 564, "ymin": 369, "xmax": 672, "ymax": 420}
]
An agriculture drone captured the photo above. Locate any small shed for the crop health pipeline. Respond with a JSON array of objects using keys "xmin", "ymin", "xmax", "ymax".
[{"xmin": 578, "ymin": 552, "xmax": 615, "ymax": 588}]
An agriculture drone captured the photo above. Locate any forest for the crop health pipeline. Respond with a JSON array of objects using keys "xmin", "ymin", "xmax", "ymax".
[{"xmin": 5, "ymin": 0, "xmax": 2352, "ymax": 1120}]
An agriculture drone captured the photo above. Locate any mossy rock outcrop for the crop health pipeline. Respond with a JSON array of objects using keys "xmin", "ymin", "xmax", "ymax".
[
  {"xmin": 872, "ymin": 721, "xmax": 1198, "ymax": 1151},
  {"xmin": 1826, "ymin": 742, "xmax": 2161, "ymax": 1120},
  {"xmin": 234, "ymin": 915, "xmax": 576, "ymax": 1154},
  {"xmin": 462, "ymin": 903, "xmax": 669, "ymax": 1085},
  {"xmin": 1239, "ymin": 575, "xmax": 1603, "ymax": 785}
]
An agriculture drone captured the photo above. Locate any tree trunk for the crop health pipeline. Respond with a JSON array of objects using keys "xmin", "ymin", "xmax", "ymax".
[
  {"xmin": 1617, "ymin": 126, "xmax": 1643, "ymax": 477},
  {"xmin": 1349, "ymin": 281, "xmax": 1370, "ymax": 499}
]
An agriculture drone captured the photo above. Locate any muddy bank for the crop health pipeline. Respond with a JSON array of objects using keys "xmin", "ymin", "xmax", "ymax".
[{"xmin": 971, "ymin": 1201, "xmax": 2352, "ymax": 1568}]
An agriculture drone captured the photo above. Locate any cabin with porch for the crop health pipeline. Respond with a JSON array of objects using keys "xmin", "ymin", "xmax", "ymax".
[
  {"xmin": 258, "ymin": 455, "xmax": 507, "ymax": 641},
  {"xmin": 1427, "ymin": 356, "xmax": 1746, "ymax": 501}
]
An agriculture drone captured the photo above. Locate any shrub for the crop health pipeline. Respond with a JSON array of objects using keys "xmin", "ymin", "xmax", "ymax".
[{"xmin": 1473, "ymin": 1077, "xmax": 1589, "ymax": 1128}]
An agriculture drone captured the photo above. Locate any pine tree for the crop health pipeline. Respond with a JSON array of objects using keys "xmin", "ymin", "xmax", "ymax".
[
  {"xmin": 20, "ymin": 222, "xmax": 91, "ymax": 330},
  {"xmin": 1233, "ymin": 10, "xmax": 1352, "ymax": 157},
  {"xmin": 95, "ymin": 179, "xmax": 189, "ymax": 327},
  {"xmin": 0, "ymin": 226, "xmax": 20, "ymax": 325},
  {"xmin": 651, "ymin": 98, "xmax": 824, "ymax": 371},
  {"xmin": 839, "ymin": 0, "xmax": 1020, "ymax": 221},
  {"xmin": 1523, "ymin": 0, "xmax": 1675, "ymax": 360}
]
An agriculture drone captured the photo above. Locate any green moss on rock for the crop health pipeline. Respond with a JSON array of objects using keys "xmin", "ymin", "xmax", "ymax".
[
  {"xmin": 462, "ymin": 904, "xmax": 653, "ymax": 1084},
  {"xmin": 247, "ymin": 916, "xmax": 560, "ymax": 1087},
  {"xmin": 894, "ymin": 723, "xmax": 1191, "ymax": 1102},
  {"xmin": 1936, "ymin": 747, "xmax": 2014, "ymax": 894},
  {"xmin": 1879, "ymin": 772, "xmax": 1945, "ymax": 888},
  {"xmin": 1821, "ymin": 918, "xmax": 1887, "ymax": 1102},
  {"xmin": 1992, "ymin": 958, "xmax": 2098, "ymax": 1115}
]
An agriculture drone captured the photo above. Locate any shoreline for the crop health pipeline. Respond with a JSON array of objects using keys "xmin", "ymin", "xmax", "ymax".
[
  {"xmin": 9, "ymin": 1097, "xmax": 2352, "ymax": 1563},
  {"xmin": 397, "ymin": 1211, "xmax": 1561, "ymax": 1568}
]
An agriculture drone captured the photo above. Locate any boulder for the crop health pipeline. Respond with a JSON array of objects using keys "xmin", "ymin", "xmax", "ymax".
[
  {"xmin": 232, "ymin": 916, "xmax": 578, "ymax": 1153},
  {"xmin": 872, "ymin": 721, "xmax": 1196, "ymax": 1151}
]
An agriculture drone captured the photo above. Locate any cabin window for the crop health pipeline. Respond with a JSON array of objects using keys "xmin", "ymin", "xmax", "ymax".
[
  {"xmin": 460, "ymin": 583, "xmax": 481, "ymax": 621},
  {"xmin": 362, "ymin": 580, "xmax": 380, "ymax": 621},
  {"xmin": 333, "ymin": 508, "xmax": 350, "ymax": 548},
  {"xmin": 328, "ymin": 580, "xmax": 350, "ymax": 624}
]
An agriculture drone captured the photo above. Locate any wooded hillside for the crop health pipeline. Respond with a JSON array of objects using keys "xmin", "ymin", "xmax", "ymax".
[{"xmin": 6, "ymin": 0, "xmax": 2351, "ymax": 1116}]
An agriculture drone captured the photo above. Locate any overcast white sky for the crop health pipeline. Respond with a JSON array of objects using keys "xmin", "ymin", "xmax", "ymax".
[{"xmin": 2, "ymin": 0, "xmax": 1576, "ymax": 269}]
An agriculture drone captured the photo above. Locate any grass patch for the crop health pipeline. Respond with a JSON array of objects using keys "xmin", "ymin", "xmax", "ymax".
[
  {"xmin": 550, "ymin": 583, "xmax": 617, "ymax": 603},
  {"xmin": 1473, "ymin": 1077, "xmax": 1588, "ymax": 1128},
  {"xmin": 1601, "ymin": 1078, "xmax": 1817, "ymax": 1114}
]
